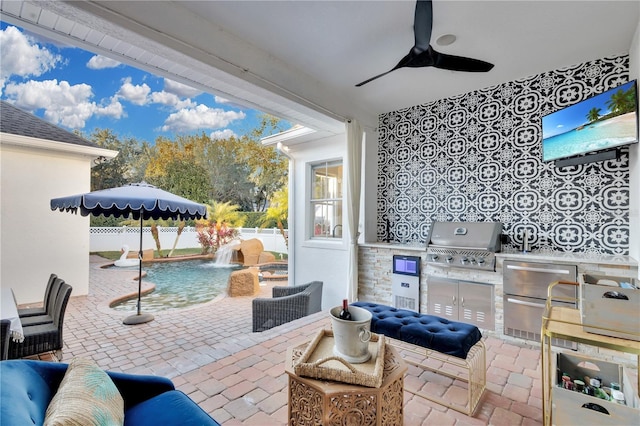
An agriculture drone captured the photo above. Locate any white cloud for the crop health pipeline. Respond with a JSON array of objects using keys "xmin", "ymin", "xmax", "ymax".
[
  {"xmin": 0, "ymin": 26, "xmax": 62, "ymax": 91},
  {"xmin": 150, "ymin": 91, "xmax": 196, "ymax": 109},
  {"xmin": 118, "ymin": 77, "xmax": 200, "ymax": 110},
  {"xmin": 4, "ymin": 79, "xmax": 124, "ymax": 129},
  {"xmin": 213, "ymin": 95, "xmax": 248, "ymax": 110},
  {"xmin": 161, "ymin": 104, "xmax": 246, "ymax": 133},
  {"xmin": 87, "ymin": 55, "xmax": 121, "ymax": 70},
  {"xmin": 116, "ymin": 77, "xmax": 150, "ymax": 105},
  {"xmin": 95, "ymin": 97, "xmax": 125, "ymax": 119},
  {"xmin": 210, "ymin": 129, "xmax": 237, "ymax": 140},
  {"xmin": 163, "ymin": 78, "xmax": 202, "ymax": 98}
]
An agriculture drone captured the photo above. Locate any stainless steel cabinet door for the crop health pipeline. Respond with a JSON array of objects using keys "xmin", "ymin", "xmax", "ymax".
[
  {"xmin": 428, "ymin": 277, "xmax": 495, "ymax": 330},
  {"xmin": 459, "ymin": 281, "xmax": 495, "ymax": 329},
  {"xmin": 427, "ymin": 276, "xmax": 457, "ymax": 320}
]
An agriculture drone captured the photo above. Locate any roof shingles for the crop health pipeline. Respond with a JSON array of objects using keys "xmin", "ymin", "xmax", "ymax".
[{"xmin": 0, "ymin": 100, "xmax": 98, "ymax": 148}]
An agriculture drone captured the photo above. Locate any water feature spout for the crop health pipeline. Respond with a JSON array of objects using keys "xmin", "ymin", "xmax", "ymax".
[{"xmin": 214, "ymin": 240, "xmax": 241, "ymax": 267}]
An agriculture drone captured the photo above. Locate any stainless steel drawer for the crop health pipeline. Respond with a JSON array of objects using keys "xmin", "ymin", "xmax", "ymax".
[
  {"xmin": 503, "ymin": 260, "xmax": 577, "ymax": 299},
  {"xmin": 503, "ymin": 294, "xmax": 576, "ymax": 348}
]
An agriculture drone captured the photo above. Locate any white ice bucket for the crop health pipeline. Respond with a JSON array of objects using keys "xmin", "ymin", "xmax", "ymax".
[{"xmin": 329, "ymin": 305, "xmax": 372, "ymax": 364}]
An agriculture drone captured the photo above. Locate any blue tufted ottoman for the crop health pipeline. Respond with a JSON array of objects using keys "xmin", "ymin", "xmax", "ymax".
[{"xmin": 353, "ymin": 302, "xmax": 486, "ymax": 415}]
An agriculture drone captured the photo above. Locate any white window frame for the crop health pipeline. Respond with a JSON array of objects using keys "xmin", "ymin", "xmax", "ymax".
[{"xmin": 305, "ymin": 159, "xmax": 346, "ymax": 248}]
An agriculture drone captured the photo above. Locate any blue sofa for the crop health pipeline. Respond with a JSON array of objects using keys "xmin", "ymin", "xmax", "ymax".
[{"xmin": 0, "ymin": 360, "xmax": 221, "ymax": 426}]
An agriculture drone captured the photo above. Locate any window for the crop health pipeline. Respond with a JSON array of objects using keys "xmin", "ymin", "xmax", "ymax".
[{"xmin": 310, "ymin": 161, "xmax": 343, "ymax": 239}]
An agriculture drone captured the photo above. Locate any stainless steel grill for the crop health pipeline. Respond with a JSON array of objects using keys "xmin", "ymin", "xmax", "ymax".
[{"xmin": 426, "ymin": 222, "xmax": 502, "ymax": 271}]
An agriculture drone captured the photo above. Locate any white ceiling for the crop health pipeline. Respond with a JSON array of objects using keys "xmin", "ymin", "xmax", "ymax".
[{"xmin": 2, "ymin": 1, "xmax": 639, "ymax": 132}]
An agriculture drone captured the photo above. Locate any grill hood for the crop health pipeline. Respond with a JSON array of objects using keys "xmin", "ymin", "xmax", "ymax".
[{"xmin": 427, "ymin": 222, "xmax": 502, "ymax": 252}]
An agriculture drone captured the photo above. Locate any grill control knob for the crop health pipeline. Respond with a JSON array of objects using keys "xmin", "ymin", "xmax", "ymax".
[
  {"xmin": 460, "ymin": 257, "xmax": 468, "ymax": 264},
  {"xmin": 469, "ymin": 257, "xmax": 476, "ymax": 264},
  {"xmin": 446, "ymin": 256, "xmax": 453, "ymax": 263},
  {"xmin": 431, "ymin": 254, "xmax": 439, "ymax": 261},
  {"xmin": 477, "ymin": 258, "xmax": 485, "ymax": 265}
]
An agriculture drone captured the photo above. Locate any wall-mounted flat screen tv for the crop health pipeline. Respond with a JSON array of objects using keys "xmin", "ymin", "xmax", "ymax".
[{"xmin": 542, "ymin": 80, "xmax": 638, "ymax": 163}]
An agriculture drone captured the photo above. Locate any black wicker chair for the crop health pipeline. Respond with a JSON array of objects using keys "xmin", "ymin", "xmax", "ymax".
[
  {"xmin": 19, "ymin": 277, "xmax": 64, "ymax": 326},
  {"xmin": 17, "ymin": 273, "xmax": 58, "ymax": 317},
  {"xmin": 8, "ymin": 282, "xmax": 72, "ymax": 360},
  {"xmin": 0, "ymin": 319, "xmax": 10, "ymax": 360},
  {"xmin": 252, "ymin": 281, "xmax": 323, "ymax": 332}
]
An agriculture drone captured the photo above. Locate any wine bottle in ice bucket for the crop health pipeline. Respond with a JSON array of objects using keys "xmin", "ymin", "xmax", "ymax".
[{"xmin": 339, "ymin": 299, "xmax": 353, "ymax": 320}]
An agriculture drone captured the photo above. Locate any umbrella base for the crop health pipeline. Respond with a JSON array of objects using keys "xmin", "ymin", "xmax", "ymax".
[{"xmin": 123, "ymin": 312, "xmax": 155, "ymax": 325}]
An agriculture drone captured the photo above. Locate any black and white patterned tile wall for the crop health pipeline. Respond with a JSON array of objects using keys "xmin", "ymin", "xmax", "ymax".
[{"xmin": 377, "ymin": 54, "xmax": 631, "ymax": 255}]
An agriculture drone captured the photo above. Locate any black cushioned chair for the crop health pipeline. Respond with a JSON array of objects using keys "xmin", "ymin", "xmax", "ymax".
[
  {"xmin": 19, "ymin": 277, "xmax": 64, "ymax": 327},
  {"xmin": 8, "ymin": 282, "xmax": 72, "ymax": 360},
  {"xmin": 17, "ymin": 273, "xmax": 58, "ymax": 317},
  {"xmin": 252, "ymin": 281, "xmax": 323, "ymax": 332},
  {"xmin": 0, "ymin": 319, "xmax": 10, "ymax": 360}
]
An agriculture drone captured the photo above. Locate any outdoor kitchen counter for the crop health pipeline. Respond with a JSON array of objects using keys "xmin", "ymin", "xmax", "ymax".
[
  {"xmin": 358, "ymin": 242, "xmax": 639, "ymax": 268},
  {"xmin": 360, "ymin": 242, "xmax": 426, "ymax": 252},
  {"xmin": 358, "ymin": 244, "xmax": 638, "ymax": 344},
  {"xmin": 360, "ymin": 242, "xmax": 639, "ymax": 271},
  {"xmin": 496, "ymin": 250, "xmax": 638, "ymax": 270}
]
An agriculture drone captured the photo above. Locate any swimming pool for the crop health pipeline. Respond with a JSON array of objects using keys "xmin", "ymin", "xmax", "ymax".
[{"xmin": 111, "ymin": 259, "xmax": 242, "ymax": 312}]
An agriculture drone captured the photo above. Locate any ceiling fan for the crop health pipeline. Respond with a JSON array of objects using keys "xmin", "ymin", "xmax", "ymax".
[{"xmin": 356, "ymin": 0, "xmax": 494, "ymax": 87}]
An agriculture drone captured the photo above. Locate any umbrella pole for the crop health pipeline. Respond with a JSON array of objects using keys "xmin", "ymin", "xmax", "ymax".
[{"xmin": 123, "ymin": 215, "xmax": 154, "ymax": 325}]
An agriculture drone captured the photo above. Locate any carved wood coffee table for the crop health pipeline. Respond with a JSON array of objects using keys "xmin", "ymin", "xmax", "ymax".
[{"xmin": 285, "ymin": 339, "xmax": 406, "ymax": 425}]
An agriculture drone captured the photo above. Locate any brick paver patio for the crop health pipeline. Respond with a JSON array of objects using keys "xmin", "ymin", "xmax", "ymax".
[{"xmin": 23, "ymin": 255, "xmax": 543, "ymax": 425}]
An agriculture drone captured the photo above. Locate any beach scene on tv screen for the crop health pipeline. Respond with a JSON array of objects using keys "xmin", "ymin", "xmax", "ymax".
[{"xmin": 542, "ymin": 81, "xmax": 638, "ymax": 162}]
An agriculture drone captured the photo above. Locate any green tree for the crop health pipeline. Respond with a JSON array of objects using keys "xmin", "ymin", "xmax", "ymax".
[
  {"xmin": 146, "ymin": 155, "xmax": 209, "ymax": 257},
  {"xmin": 240, "ymin": 114, "xmax": 288, "ymax": 211},
  {"xmin": 86, "ymin": 128, "xmax": 148, "ymax": 226},
  {"xmin": 239, "ymin": 137, "xmax": 288, "ymax": 211},
  {"xmin": 202, "ymin": 136, "xmax": 255, "ymax": 210},
  {"xmin": 144, "ymin": 137, "xmax": 187, "ymax": 182},
  {"xmin": 195, "ymin": 201, "xmax": 245, "ymax": 253},
  {"xmin": 606, "ymin": 87, "xmax": 635, "ymax": 115},
  {"xmin": 88, "ymin": 128, "xmax": 144, "ymax": 191},
  {"xmin": 249, "ymin": 114, "xmax": 288, "ymax": 140},
  {"xmin": 188, "ymin": 129, "xmax": 287, "ymax": 212},
  {"xmin": 205, "ymin": 201, "xmax": 246, "ymax": 228},
  {"xmin": 147, "ymin": 157, "xmax": 210, "ymax": 203},
  {"xmin": 98, "ymin": 114, "xmax": 289, "ymax": 215},
  {"xmin": 625, "ymin": 85, "xmax": 637, "ymax": 113},
  {"xmin": 150, "ymin": 133, "xmax": 254, "ymax": 210},
  {"xmin": 262, "ymin": 186, "xmax": 289, "ymax": 248},
  {"xmin": 586, "ymin": 107, "xmax": 601, "ymax": 123}
]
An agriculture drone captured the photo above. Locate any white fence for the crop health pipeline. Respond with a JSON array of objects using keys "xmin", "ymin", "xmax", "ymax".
[{"xmin": 90, "ymin": 227, "xmax": 288, "ymax": 254}]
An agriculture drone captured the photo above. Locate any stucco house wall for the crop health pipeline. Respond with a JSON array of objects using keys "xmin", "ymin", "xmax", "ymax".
[
  {"xmin": 0, "ymin": 102, "xmax": 117, "ymax": 304},
  {"xmin": 285, "ymin": 133, "xmax": 351, "ymax": 310},
  {"xmin": 1, "ymin": 143, "xmax": 91, "ymax": 303}
]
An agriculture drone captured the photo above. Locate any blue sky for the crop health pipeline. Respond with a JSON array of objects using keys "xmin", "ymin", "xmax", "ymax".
[
  {"xmin": 542, "ymin": 80, "xmax": 636, "ymax": 139},
  {"xmin": 0, "ymin": 22, "xmax": 275, "ymax": 144}
]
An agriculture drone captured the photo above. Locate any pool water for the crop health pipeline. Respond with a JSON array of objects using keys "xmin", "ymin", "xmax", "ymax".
[{"xmin": 111, "ymin": 259, "xmax": 242, "ymax": 312}]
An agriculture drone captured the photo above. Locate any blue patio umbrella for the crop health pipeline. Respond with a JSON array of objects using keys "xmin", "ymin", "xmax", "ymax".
[{"xmin": 51, "ymin": 182, "xmax": 207, "ymax": 325}]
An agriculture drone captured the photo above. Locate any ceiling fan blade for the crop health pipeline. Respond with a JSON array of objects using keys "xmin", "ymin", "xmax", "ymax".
[
  {"xmin": 431, "ymin": 49, "xmax": 494, "ymax": 72},
  {"xmin": 355, "ymin": 0, "xmax": 493, "ymax": 87},
  {"xmin": 356, "ymin": 51, "xmax": 416, "ymax": 87},
  {"xmin": 355, "ymin": 69, "xmax": 397, "ymax": 87},
  {"xmin": 413, "ymin": 0, "xmax": 433, "ymax": 52}
]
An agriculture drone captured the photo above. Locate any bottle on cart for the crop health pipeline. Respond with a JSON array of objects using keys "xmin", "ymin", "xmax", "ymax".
[{"xmin": 339, "ymin": 299, "xmax": 353, "ymax": 320}]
